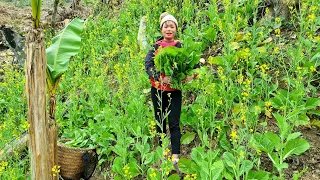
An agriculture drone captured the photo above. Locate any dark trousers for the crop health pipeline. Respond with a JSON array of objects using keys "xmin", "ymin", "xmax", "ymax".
[{"xmin": 151, "ymin": 86, "xmax": 182, "ymax": 154}]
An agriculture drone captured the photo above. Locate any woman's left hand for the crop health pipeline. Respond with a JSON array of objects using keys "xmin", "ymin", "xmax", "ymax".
[{"xmin": 184, "ymin": 75, "xmax": 194, "ymax": 83}]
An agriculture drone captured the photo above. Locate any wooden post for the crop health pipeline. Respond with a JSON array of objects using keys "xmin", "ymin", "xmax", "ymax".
[{"xmin": 26, "ymin": 29, "xmax": 52, "ymax": 179}]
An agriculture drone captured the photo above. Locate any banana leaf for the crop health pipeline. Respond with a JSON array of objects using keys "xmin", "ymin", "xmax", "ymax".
[
  {"xmin": 31, "ymin": 0, "xmax": 42, "ymax": 28},
  {"xmin": 46, "ymin": 18, "xmax": 84, "ymax": 91}
]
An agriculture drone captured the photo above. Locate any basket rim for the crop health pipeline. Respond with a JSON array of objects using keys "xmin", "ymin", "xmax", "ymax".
[{"xmin": 58, "ymin": 138, "xmax": 96, "ymax": 151}]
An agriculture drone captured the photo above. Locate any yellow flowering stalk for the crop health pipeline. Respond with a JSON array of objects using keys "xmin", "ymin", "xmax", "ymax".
[{"xmin": 230, "ymin": 129, "xmax": 238, "ymax": 143}]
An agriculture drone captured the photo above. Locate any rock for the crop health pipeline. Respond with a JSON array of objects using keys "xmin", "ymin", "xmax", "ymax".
[{"xmin": 0, "ymin": 25, "xmax": 25, "ymax": 68}]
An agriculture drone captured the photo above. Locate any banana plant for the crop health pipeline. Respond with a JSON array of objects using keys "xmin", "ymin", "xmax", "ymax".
[
  {"xmin": 31, "ymin": 0, "xmax": 41, "ymax": 28},
  {"xmin": 46, "ymin": 18, "xmax": 84, "ymax": 119}
]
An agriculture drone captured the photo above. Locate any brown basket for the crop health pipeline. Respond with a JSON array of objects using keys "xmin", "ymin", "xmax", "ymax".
[{"xmin": 58, "ymin": 139, "xmax": 97, "ymax": 180}]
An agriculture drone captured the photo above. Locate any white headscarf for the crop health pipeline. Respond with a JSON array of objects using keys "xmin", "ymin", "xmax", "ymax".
[{"xmin": 160, "ymin": 14, "xmax": 178, "ymax": 29}]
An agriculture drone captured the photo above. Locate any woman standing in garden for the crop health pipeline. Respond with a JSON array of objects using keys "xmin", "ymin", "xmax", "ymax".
[{"xmin": 144, "ymin": 12, "xmax": 196, "ymax": 166}]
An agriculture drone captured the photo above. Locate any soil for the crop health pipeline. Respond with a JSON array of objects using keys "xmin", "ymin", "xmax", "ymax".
[
  {"xmin": 0, "ymin": 2, "xmax": 91, "ymax": 32},
  {"xmin": 290, "ymin": 127, "xmax": 320, "ymax": 180},
  {"xmin": 0, "ymin": 3, "xmax": 32, "ymax": 33},
  {"xmin": 0, "ymin": 2, "xmax": 91, "ymax": 67}
]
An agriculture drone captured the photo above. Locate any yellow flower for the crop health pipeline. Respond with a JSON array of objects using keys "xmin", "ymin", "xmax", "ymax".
[
  {"xmin": 307, "ymin": 14, "xmax": 316, "ymax": 22},
  {"xmin": 256, "ymin": 149, "xmax": 262, "ymax": 155},
  {"xmin": 265, "ymin": 8, "xmax": 270, "ymax": 14},
  {"xmin": 310, "ymin": 66, "xmax": 316, "ymax": 72},
  {"xmin": 237, "ymin": 13, "xmax": 242, "ymax": 21},
  {"xmin": 275, "ymin": 28, "xmax": 280, "ymax": 37},
  {"xmin": 164, "ymin": 148, "xmax": 170, "ymax": 156},
  {"xmin": 123, "ymin": 164, "xmax": 131, "ymax": 177},
  {"xmin": 241, "ymin": 91, "xmax": 249, "ymax": 97},
  {"xmin": 160, "ymin": 133, "xmax": 166, "ymax": 140},
  {"xmin": 22, "ymin": 120, "xmax": 30, "ymax": 131},
  {"xmin": 52, "ymin": 165, "xmax": 60, "ymax": 177},
  {"xmin": 265, "ymin": 101, "xmax": 272, "ymax": 107},
  {"xmin": 275, "ymin": 17, "xmax": 281, "ymax": 23},
  {"xmin": 1, "ymin": 161, "xmax": 8, "ymax": 167},
  {"xmin": 289, "ymin": 6, "xmax": 293, "ymax": 11},
  {"xmin": 239, "ymin": 151, "xmax": 245, "ymax": 158},
  {"xmin": 230, "ymin": 130, "xmax": 238, "ymax": 139},
  {"xmin": 150, "ymin": 171, "xmax": 157, "ymax": 177},
  {"xmin": 310, "ymin": 6, "xmax": 317, "ymax": 12}
]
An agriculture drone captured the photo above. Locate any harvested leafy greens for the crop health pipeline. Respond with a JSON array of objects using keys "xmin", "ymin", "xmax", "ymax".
[{"xmin": 154, "ymin": 41, "xmax": 202, "ymax": 89}]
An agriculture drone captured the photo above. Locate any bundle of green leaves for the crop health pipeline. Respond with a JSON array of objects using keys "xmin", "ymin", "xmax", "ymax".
[{"xmin": 154, "ymin": 42, "xmax": 201, "ymax": 89}]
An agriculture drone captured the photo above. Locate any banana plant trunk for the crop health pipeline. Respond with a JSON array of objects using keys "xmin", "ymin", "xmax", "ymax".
[{"xmin": 26, "ymin": 28, "xmax": 57, "ymax": 180}]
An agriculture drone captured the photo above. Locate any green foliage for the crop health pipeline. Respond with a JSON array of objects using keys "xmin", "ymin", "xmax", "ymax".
[
  {"xmin": 178, "ymin": 147, "xmax": 224, "ymax": 180},
  {"xmin": 271, "ymin": 90, "xmax": 320, "ymax": 126},
  {"xmin": 180, "ymin": 131, "xmax": 196, "ymax": 145},
  {"xmin": 252, "ymin": 114, "xmax": 310, "ymax": 177}
]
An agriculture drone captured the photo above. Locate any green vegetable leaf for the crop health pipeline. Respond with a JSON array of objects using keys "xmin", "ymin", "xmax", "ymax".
[
  {"xmin": 283, "ymin": 138, "xmax": 310, "ymax": 160},
  {"xmin": 252, "ymin": 133, "xmax": 274, "ymax": 153},
  {"xmin": 240, "ymin": 160, "xmax": 253, "ymax": 175},
  {"xmin": 168, "ymin": 174, "xmax": 180, "ymax": 180},
  {"xmin": 177, "ymin": 158, "xmax": 197, "ymax": 174},
  {"xmin": 181, "ymin": 131, "xmax": 196, "ymax": 145},
  {"xmin": 295, "ymin": 113, "xmax": 310, "ymax": 126},
  {"xmin": 286, "ymin": 132, "xmax": 301, "ymax": 142},
  {"xmin": 210, "ymin": 160, "xmax": 224, "ymax": 180},
  {"xmin": 190, "ymin": 147, "xmax": 206, "ymax": 165},
  {"xmin": 274, "ymin": 113, "xmax": 289, "ymax": 138},
  {"xmin": 305, "ymin": 98, "xmax": 320, "ymax": 110},
  {"xmin": 223, "ymin": 152, "xmax": 237, "ymax": 168},
  {"xmin": 247, "ymin": 170, "xmax": 270, "ymax": 180},
  {"xmin": 264, "ymin": 132, "xmax": 280, "ymax": 151}
]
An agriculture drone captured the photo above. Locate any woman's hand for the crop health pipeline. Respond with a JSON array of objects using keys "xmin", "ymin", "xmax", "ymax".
[
  {"xmin": 160, "ymin": 76, "xmax": 171, "ymax": 85},
  {"xmin": 184, "ymin": 75, "xmax": 194, "ymax": 83}
]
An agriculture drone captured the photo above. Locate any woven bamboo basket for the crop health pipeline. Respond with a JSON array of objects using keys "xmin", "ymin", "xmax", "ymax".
[{"xmin": 57, "ymin": 139, "xmax": 97, "ymax": 180}]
